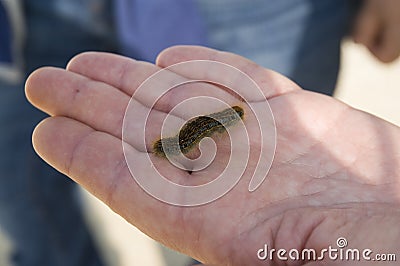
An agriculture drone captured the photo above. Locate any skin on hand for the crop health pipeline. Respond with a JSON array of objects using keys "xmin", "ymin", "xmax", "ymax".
[
  {"xmin": 25, "ymin": 46, "xmax": 400, "ymax": 265},
  {"xmin": 353, "ymin": 0, "xmax": 400, "ymax": 63}
]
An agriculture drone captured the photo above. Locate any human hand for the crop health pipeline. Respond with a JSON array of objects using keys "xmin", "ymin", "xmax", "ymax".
[
  {"xmin": 25, "ymin": 46, "xmax": 400, "ymax": 265},
  {"xmin": 353, "ymin": 0, "xmax": 400, "ymax": 63}
]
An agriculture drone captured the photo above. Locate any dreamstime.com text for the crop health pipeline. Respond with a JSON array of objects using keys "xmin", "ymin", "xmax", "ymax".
[{"xmin": 257, "ymin": 237, "xmax": 396, "ymax": 262}]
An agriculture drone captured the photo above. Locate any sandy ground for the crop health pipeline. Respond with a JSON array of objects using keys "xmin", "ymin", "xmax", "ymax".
[{"xmin": 1, "ymin": 40, "xmax": 399, "ymax": 266}]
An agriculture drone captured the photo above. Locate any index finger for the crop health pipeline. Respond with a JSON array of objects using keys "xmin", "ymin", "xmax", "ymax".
[
  {"xmin": 156, "ymin": 45, "xmax": 301, "ymax": 100},
  {"xmin": 66, "ymin": 52, "xmax": 239, "ymax": 114}
]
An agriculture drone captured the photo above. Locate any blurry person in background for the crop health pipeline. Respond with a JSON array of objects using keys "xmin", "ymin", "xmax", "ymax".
[
  {"xmin": 116, "ymin": 0, "xmax": 400, "ymax": 95},
  {"xmin": 1, "ymin": 0, "xmax": 400, "ymax": 266},
  {"xmin": 0, "ymin": 0, "xmax": 115, "ymax": 265},
  {"xmin": 116, "ymin": 0, "xmax": 358, "ymax": 96}
]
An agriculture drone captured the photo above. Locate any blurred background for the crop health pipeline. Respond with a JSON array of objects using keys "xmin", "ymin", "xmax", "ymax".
[{"xmin": 1, "ymin": 1, "xmax": 399, "ymax": 265}]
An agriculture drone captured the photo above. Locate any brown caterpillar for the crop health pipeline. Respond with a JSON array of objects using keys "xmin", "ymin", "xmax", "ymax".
[{"xmin": 153, "ymin": 106, "xmax": 244, "ymax": 157}]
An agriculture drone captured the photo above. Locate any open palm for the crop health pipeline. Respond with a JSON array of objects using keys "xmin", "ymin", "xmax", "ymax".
[{"xmin": 26, "ymin": 46, "xmax": 400, "ymax": 265}]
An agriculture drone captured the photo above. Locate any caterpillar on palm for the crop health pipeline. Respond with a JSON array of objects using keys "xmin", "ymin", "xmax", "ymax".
[{"xmin": 153, "ymin": 106, "xmax": 244, "ymax": 157}]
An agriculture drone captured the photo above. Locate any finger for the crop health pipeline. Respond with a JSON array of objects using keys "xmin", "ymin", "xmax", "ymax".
[
  {"xmin": 66, "ymin": 52, "xmax": 158, "ymax": 97},
  {"xmin": 352, "ymin": 5, "xmax": 381, "ymax": 52},
  {"xmin": 32, "ymin": 116, "xmax": 129, "ymax": 201},
  {"xmin": 371, "ymin": 26, "xmax": 400, "ymax": 63},
  {"xmin": 25, "ymin": 67, "xmax": 189, "ymax": 152},
  {"xmin": 66, "ymin": 52, "xmax": 238, "ymax": 113},
  {"xmin": 26, "ymin": 67, "xmax": 129, "ymax": 139},
  {"xmin": 32, "ymin": 116, "xmax": 188, "ymax": 243},
  {"xmin": 156, "ymin": 45, "xmax": 301, "ymax": 99}
]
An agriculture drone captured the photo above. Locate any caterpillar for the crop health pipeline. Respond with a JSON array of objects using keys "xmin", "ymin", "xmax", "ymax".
[{"xmin": 153, "ymin": 106, "xmax": 244, "ymax": 157}]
